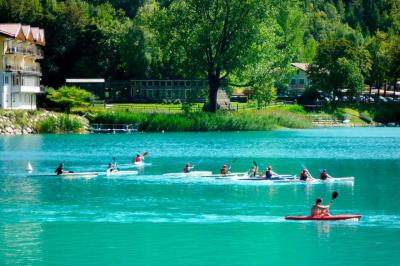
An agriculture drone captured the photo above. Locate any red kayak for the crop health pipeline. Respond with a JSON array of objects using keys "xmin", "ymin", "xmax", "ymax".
[{"xmin": 285, "ymin": 214, "xmax": 362, "ymax": 221}]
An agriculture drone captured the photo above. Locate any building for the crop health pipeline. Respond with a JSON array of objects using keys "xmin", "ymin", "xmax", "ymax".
[
  {"xmin": 289, "ymin": 63, "xmax": 310, "ymax": 96},
  {"xmin": 130, "ymin": 79, "xmax": 208, "ymax": 102},
  {"xmin": 0, "ymin": 24, "xmax": 45, "ymax": 109}
]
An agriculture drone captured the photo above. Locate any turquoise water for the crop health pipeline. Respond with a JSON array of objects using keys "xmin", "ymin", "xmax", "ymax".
[{"xmin": 1, "ymin": 128, "xmax": 400, "ymax": 265}]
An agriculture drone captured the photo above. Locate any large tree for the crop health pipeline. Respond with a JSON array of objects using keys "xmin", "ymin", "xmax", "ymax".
[
  {"xmin": 138, "ymin": 0, "xmax": 276, "ymax": 112},
  {"xmin": 308, "ymin": 39, "xmax": 370, "ymax": 103}
]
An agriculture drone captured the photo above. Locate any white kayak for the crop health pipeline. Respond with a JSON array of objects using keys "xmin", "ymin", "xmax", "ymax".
[
  {"xmin": 105, "ymin": 170, "xmax": 139, "ymax": 176},
  {"xmin": 163, "ymin": 171, "xmax": 213, "ymax": 177},
  {"xmin": 239, "ymin": 176, "xmax": 354, "ymax": 183},
  {"xmin": 210, "ymin": 172, "xmax": 249, "ymax": 179},
  {"xmin": 29, "ymin": 172, "xmax": 99, "ymax": 179}
]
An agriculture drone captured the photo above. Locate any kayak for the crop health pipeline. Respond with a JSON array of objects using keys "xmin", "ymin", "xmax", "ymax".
[
  {"xmin": 105, "ymin": 170, "xmax": 138, "ymax": 176},
  {"xmin": 208, "ymin": 172, "xmax": 249, "ymax": 178},
  {"xmin": 285, "ymin": 214, "xmax": 362, "ymax": 221},
  {"xmin": 239, "ymin": 175, "xmax": 296, "ymax": 181},
  {"xmin": 29, "ymin": 172, "xmax": 99, "ymax": 179},
  {"xmin": 238, "ymin": 176, "xmax": 354, "ymax": 183},
  {"xmin": 163, "ymin": 171, "xmax": 213, "ymax": 177}
]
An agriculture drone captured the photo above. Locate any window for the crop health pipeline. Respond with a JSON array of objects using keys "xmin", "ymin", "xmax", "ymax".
[
  {"xmin": 167, "ymin": 81, "xmax": 171, "ymax": 86},
  {"xmin": 290, "ymin": 79, "xmax": 296, "ymax": 85},
  {"xmin": 12, "ymin": 94, "xmax": 15, "ymax": 103},
  {"xmin": 155, "ymin": 81, "xmax": 159, "ymax": 86},
  {"xmin": 142, "ymin": 81, "xmax": 147, "ymax": 86},
  {"xmin": 179, "ymin": 81, "xmax": 184, "ymax": 86},
  {"xmin": 161, "ymin": 81, "xmax": 166, "ymax": 86},
  {"xmin": 185, "ymin": 81, "xmax": 190, "ymax": 86},
  {"xmin": 299, "ymin": 79, "xmax": 305, "ymax": 85},
  {"xmin": 148, "ymin": 81, "xmax": 153, "ymax": 86},
  {"xmin": 4, "ymin": 76, "xmax": 9, "ymax": 85},
  {"xmin": 173, "ymin": 81, "xmax": 178, "ymax": 86}
]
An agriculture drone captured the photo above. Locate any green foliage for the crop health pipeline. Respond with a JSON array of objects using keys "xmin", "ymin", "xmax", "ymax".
[
  {"xmin": 46, "ymin": 86, "xmax": 95, "ymax": 113},
  {"xmin": 308, "ymin": 39, "xmax": 368, "ymax": 102},
  {"xmin": 35, "ymin": 114, "xmax": 87, "ymax": 133}
]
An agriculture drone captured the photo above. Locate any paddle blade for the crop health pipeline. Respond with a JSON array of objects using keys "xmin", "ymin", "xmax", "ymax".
[
  {"xmin": 332, "ymin": 191, "xmax": 339, "ymax": 200},
  {"xmin": 253, "ymin": 161, "xmax": 257, "ymax": 167},
  {"xmin": 142, "ymin": 152, "xmax": 149, "ymax": 157}
]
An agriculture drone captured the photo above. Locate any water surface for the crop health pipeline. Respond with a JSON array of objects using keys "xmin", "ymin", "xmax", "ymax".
[{"xmin": 1, "ymin": 128, "xmax": 399, "ymax": 265}]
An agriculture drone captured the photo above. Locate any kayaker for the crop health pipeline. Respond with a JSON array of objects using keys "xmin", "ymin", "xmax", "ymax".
[
  {"xmin": 107, "ymin": 163, "xmax": 116, "ymax": 173},
  {"xmin": 300, "ymin": 168, "xmax": 313, "ymax": 181},
  {"xmin": 265, "ymin": 166, "xmax": 278, "ymax": 178},
  {"xmin": 220, "ymin": 164, "xmax": 231, "ymax": 175},
  {"xmin": 55, "ymin": 163, "xmax": 64, "ymax": 175},
  {"xmin": 320, "ymin": 169, "xmax": 332, "ymax": 180},
  {"xmin": 134, "ymin": 154, "xmax": 144, "ymax": 163},
  {"xmin": 249, "ymin": 166, "xmax": 257, "ymax": 177},
  {"xmin": 183, "ymin": 163, "xmax": 193, "ymax": 173},
  {"xmin": 311, "ymin": 198, "xmax": 331, "ymax": 216}
]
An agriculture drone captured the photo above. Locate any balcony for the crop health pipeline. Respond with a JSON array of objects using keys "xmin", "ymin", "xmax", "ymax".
[
  {"xmin": 5, "ymin": 45, "xmax": 44, "ymax": 59},
  {"xmin": 4, "ymin": 64, "xmax": 42, "ymax": 76},
  {"xmin": 11, "ymin": 85, "xmax": 42, "ymax": 93}
]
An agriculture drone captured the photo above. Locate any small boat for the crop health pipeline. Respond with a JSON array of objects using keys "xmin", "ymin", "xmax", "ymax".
[
  {"xmin": 285, "ymin": 214, "xmax": 362, "ymax": 221},
  {"xmin": 162, "ymin": 171, "xmax": 213, "ymax": 177},
  {"xmin": 105, "ymin": 170, "xmax": 138, "ymax": 176},
  {"xmin": 26, "ymin": 162, "xmax": 33, "ymax": 172}
]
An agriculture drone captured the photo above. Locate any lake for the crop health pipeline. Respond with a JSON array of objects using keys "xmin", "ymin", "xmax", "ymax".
[{"xmin": 1, "ymin": 128, "xmax": 400, "ymax": 265}]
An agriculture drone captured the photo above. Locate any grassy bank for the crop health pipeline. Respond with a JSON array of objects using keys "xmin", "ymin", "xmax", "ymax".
[
  {"xmin": 35, "ymin": 113, "xmax": 88, "ymax": 133},
  {"xmin": 85, "ymin": 109, "xmax": 312, "ymax": 131}
]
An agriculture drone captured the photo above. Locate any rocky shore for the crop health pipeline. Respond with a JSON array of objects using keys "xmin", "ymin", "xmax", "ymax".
[{"xmin": 0, "ymin": 110, "xmax": 88, "ymax": 135}]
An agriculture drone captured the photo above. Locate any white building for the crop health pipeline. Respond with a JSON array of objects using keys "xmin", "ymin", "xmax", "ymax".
[
  {"xmin": 289, "ymin": 63, "xmax": 310, "ymax": 96},
  {"xmin": 0, "ymin": 24, "xmax": 45, "ymax": 109}
]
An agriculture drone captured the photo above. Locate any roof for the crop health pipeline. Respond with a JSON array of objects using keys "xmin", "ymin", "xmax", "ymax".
[
  {"xmin": 0, "ymin": 23, "xmax": 45, "ymax": 45},
  {"xmin": 291, "ymin": 63, "xmax": 309, "ymax": 72},
  {"xmin": 66, "ymin": 79, "xmax": 105, "ymax": 83}
]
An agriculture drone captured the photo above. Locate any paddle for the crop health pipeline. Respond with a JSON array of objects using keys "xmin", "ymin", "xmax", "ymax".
[
  {"xmin": 142, "ymin": 151, "xmax": 149, "ymax": 157},
  {"xmin": 331, "ymin": 191, "xmax": 339, "ymax": 201}
]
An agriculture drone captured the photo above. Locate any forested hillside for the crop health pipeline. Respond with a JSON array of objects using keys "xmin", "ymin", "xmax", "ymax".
[{"xmin": 0, "ymin": 0, "xmax": 398, "ymax": 107}]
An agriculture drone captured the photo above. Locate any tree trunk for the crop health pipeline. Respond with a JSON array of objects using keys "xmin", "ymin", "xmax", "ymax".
[
  {"xmin": 384, "ymin": 83, "xmax": 387, "ymax": 97},
  {"xmin": 208, "ymin": 74, "xmax": 220, "ymax": 113}
]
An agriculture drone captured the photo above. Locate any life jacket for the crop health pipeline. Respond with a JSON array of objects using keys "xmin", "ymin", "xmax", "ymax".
[
  {"xmin": 320, "ymin": 172, "xmax": 328, "ymax": 180},
  {"xmin": 221, "ymin": 168, "xmax": 227, "ymax": 175},
  {"xmin": 300, "ymin": 171, "xmax": 308, "ymax": 180},
  {"xmin": 183, "ymin": 167, "xmax": 190, "ymax": 173},
  {"xmin": 135, "ymin": 156, "xmax": 142, "ymax": 162},
  {"xmin": 265, "ymin": 170, "xmax": 272, "ymax": 178}
]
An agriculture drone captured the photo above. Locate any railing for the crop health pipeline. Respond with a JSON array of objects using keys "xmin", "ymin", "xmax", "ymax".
[
  {"xmin": 4, "ymin": 64, "xmax": 42, "ymax": 75},
  {"xmin": 90, "ymin": 123, "xmax": 138, "ymax": 133},
  {"xmin": 5, "ymin": 45, "xmax": 44, "ymax": 58}
]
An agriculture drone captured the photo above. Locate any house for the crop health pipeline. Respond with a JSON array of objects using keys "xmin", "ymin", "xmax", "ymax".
[
  {"xmin": 129, "ymin": 79, "xmax": 209, "ymax": 102},
  {"xmin": 289, "ymin": 63, "xmax": 310, "ymax": 96},
  {"xmin": 0, "ymin": 24, "xmax": 45, "ymax": 109}
]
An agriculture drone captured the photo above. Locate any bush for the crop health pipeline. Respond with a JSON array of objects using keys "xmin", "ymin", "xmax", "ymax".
[
  {"xmin": 89, "ymin": 110, "xmax": 312, "ymax": 131},
  {"xmin": 35, "ymin": 114, "xmax": 87, "ymax": 133}
]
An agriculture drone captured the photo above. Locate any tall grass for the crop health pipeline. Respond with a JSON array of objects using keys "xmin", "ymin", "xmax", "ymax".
[
  {"xmin": 35, "ymin": 114, "xmax": 87, "ymax": 133},
  {"xmin": 89, "ymin": 110, "xmax": 312, "ymax": 131}
]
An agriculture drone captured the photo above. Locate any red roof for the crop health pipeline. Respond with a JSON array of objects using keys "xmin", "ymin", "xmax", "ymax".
[
  {"xmin": 0, "ymin": 23, "xmax": 45, "ymax": 45},
  {"xmin": 291, "ymin": 63, "xmax": 309, "ymax": 72}
]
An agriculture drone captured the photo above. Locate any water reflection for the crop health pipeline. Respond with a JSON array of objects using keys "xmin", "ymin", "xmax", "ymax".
[{"xmin": 0, "ymin": 223, "xmax": 43, "ymax": 264}]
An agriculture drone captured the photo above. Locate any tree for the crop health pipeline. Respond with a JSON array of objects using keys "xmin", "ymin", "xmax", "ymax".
[
  {"xmin": 138, "ymin": 0, "xmax": 275, "ymax": 112},
  {"xmin": 46, "ymin": 86, "xmax": 95, "ymax": 113},
  {"xmin": 308, "ymin": 39, "xmax": 368, "ymax": 104},
  {"xmin": 366, "ymin": 31, "xmax": 390, "ymax": 97}
]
